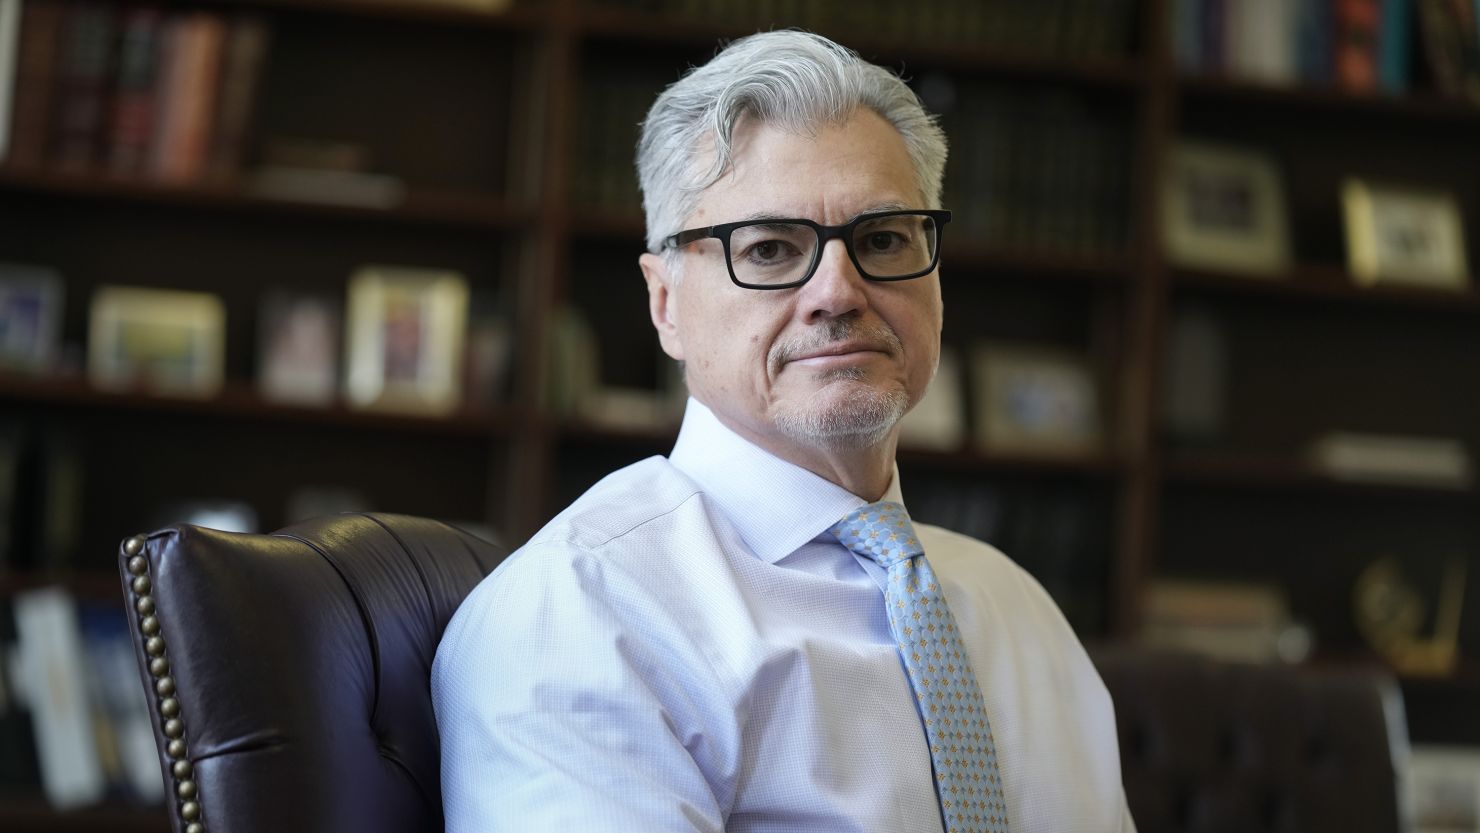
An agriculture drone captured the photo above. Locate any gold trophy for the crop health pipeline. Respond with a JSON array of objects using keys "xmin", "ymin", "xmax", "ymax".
[{"xmin": 1353, "ymin": 556, "xmax": 1467, "ymax": 676}]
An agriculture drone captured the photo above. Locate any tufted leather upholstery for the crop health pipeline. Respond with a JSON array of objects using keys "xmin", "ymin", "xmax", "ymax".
[
  {"xmin": 1094, "ymin": 646, "xmax": 1407, "ymax": 833},
  {"xmin": 116, "ymin": 513, "xmax": 1406, "ymax": 833},
  {"xmin": 117, "ymin": 513, "xmax": 505, "ymax": 833}
]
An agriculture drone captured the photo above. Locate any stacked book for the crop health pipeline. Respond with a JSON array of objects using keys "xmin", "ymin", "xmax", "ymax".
[{"xmin": 0, "ymin": 0, "xmax": 269, "ymax": 180}]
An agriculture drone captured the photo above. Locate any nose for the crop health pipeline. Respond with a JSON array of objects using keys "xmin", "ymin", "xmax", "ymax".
[{"xmin": 797, "ymin": 238, "xmax": 868, "ymax": 323}]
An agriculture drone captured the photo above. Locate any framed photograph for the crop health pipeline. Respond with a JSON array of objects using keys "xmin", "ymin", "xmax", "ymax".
[
  {"xmin": 344, "ymin": 265, "xmax": 468, "ymax": 415},
  {"xmin": 1342, "ymin": 178, "xmax": 1471, "ymax": 290},
  {"xmin": 258, "ymin": 291, "xmax": 341, "ymax": 406},
  {"xmin": 87, "ymin": 286, "xmax": 225, "ymax": 396},
  {"xmin": 0, "ymin": 262, "xmax": 64, "ymax": 373},
  {"xmin": 899, "ymin": 345, "xmax": 967, "ymax": 451},
  {"xmin": 971, "ymin": 343, "xmax": 1102, "ymax": 454},
  {"xmin": 1408, "ymin": 745, "xmax": 1480, "ymax": 833},
  {"xmin": 1163, "ymin": 141, "xmax": 1290, "ymax": 276}
]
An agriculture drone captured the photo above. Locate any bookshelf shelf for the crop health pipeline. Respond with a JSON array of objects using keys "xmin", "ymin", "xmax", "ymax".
[
  {"xmin": 950, "ymin": 243, "xmax": 1138, "ymax": 285},
  {"xmin": 574, "ymin": 7, "xmax": 1148, "ymax": 88},
  {"xmin": 1177, "ymin": 75, "xmax": 1480, "ymax": 128},
  {"xmin": 1163, "ymin": 452, "xmax": 1480, "ymax": 505},
  {"xmin": 0, "ymin": 374, "xmax": 516, "ymax": 438},
  {"xmin": 900, "ymin": 445, "xmax": 1124, "ymax": 478},
  {"xmin": 0, "ymin": 800, "xmax": 167, "ymax": 833},
  {"xmin": 1173, "ymin": 266, "xmax": 1480, "ymax": 317},
  {"xmin": 200, "ymin": 0, "xmax": 550, "ymax": 29},
  {"xmin": 0, "ymin": 165, "xmax": 536, "ymax": 231}
]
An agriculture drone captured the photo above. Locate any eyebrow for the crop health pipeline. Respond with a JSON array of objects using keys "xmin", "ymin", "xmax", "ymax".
[{"xmin": 736, "ymin": 202, "xmax": 914, "ymax": 224}]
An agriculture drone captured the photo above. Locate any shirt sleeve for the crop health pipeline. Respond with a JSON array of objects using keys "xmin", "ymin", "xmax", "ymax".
[{"xmin": 432, "ymin": 541, "xmax": 731, "ymax": 833}]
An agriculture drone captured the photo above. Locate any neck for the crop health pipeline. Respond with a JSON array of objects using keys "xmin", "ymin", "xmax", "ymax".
[{"xmin": 715, "ymin": 412, "xmax": 899, "ymax": 501}]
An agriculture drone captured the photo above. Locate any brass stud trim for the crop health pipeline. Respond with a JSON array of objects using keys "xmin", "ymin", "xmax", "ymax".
[{"xmin": 123, "ymin": 532, "xmax": 205, "ymax": 833}]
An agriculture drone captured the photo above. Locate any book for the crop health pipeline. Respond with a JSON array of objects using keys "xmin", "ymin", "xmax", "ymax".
[
  {"xmin": 1141, "ymin": 578, "xmax": 1310, "ymax": 664},
  {"xmin": 10, "ymin": 587, "xmax": 106, "ymax": 809},
  {"xmin": 150, "ymin": 11, "xmax": 226, "ymax": 181},
  {"xmin": 0, "ymin": 0, "xmax": 20, "ymax": 162},
  {"xmin": 207, "ymin": 14, "xmax": 269, "ymax": 180},
  {"xmin": 104, "ymin": 5, "xmax": 163, "ymax": 174},
  {"xmin": 6, "ymin": 0, "xmax": 64, "ymax": 167},
  {"xmin": 1334, "ymin": 0, "xmax": 1383, "ymax": 91},
  {"xmin": 1307, "ymin": 432, "xmax": 1473, "ymax": 487},
  {"xmin": 49, "ymin": 0, "xmax": 115, "ymax": 170},
  {"xmin": 1417, "ymin": 0, "xmax": 1480, "ymax": 102}
]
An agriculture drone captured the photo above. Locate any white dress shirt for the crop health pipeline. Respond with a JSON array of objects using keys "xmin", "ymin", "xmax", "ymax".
[{"xmin": 434, "ymin": 399, "xmax": 1135, "ymax": 832}]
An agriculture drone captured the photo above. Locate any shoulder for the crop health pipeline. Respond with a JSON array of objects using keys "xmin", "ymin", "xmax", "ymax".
[{"xmin": 441, "ymin": 455, "xmax": 730, "ymax": 652}]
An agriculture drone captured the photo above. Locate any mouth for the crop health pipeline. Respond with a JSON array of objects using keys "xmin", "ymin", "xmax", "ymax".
[{"xmin": 787, "ymin": 342, "xmax": 889, "ymax": 367}]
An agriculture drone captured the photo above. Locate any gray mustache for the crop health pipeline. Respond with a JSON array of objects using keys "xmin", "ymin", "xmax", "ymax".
[{"xmin": 769, "ymin": 316, "xmax": 904, "ymax": 371}]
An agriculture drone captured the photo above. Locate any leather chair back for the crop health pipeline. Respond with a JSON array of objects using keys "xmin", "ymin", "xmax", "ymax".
[
  {"xmin": 1094, "ymin": 646, "xmax": 1407, "ymax": 833},
  {"xmin": 117, "ymin": 514, "xmax": 504, "ymax": 833}
]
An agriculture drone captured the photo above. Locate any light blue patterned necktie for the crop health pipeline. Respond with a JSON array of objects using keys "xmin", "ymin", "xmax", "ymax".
[{"xmin": 831, "ymin": 501, "xmax": 1009, "ymax": 833}]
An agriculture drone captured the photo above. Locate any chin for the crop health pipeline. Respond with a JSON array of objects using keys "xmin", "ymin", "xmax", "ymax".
[{"xmin": 771, "ymin": 376, "xmax": 908, "ymax": 451}]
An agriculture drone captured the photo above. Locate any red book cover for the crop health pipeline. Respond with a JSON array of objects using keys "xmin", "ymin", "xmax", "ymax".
[
  {"xmin": 104, "ymin": 5, "xmax": 162, "ymax": 174},
  {"xmin": 49, "ymin": 1, "xmax": 115, "ymax": 170},
  {"xmin": 149, "ymin": 12, "xmax": 225, "ymax": 181},
  {"xmin": 1334, "ymin": 0, "xmax": 1382, "ymax": 91}
]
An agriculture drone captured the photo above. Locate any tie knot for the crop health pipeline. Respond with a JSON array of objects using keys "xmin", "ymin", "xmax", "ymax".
[{"xmin": 829, "ymin": 501, "xmax": 923, "ymax": 569}]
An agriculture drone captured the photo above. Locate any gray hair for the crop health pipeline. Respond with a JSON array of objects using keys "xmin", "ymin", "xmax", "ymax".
[{"xmin": 636, "ymin": 30, "xmax": 948, "ymax": 265}]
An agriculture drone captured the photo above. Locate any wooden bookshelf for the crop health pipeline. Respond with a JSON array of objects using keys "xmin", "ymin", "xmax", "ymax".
[
  {"xmin": 0, "ymin": 800, "xmax": 167, "ymax": 833},
  {"xmin": 1173, "ymin": 265, "xmax": 1480, "ymax": 316},
  {"xmin": 4, "ymin": 0, "xmax": 1480, "ymax": 821},
  {"xmin": 0, "ymin": 373, "xmax": 518, "ymax": 438}
]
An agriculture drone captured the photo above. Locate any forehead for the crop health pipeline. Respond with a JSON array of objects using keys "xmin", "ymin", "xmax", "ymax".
[{"xmin": 689, "ymin": 109, "xmax": 923, "ymax": 226}]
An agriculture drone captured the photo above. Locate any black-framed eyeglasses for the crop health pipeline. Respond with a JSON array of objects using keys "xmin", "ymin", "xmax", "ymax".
[{"xmin": 662, "ymin": 209, "xmax": 952, "ymax": 290}]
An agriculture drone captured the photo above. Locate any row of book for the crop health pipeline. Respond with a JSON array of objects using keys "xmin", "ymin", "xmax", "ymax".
[
  {"xmin": 595, "ymin": 0, "xmax": 1138, "ymax": 57},
  {"xmin": 571, "ymin": 71, "xmax": 1133, "ymax": 257},
  {"xmin": 939, "ymin": 84, "xmax": 1133, "ymax": 255},
  {"xmin": 0, "ymin": 586, "xmax": 162, "ymax": 809},
  {"xmin": 1174, "ymin": 0, "xmax": 1480, "ymax": 100},
  {"xmin": 0, "ymin": 0, "xmax": 270, "ymax": 178},
  {"xmin": 571, "ymin": 67, "xmax": 661, "ymax": 218}
]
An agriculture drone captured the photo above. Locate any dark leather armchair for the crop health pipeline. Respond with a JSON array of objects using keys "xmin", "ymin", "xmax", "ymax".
[
  {"xmin": 116, "ymin": 513, "xmax": 505, "ymax": 833},
  {"xmin": 117, "ymin": 514, "xmax": 1406, "ymax": 833},
  {"xmin": 1094, "ymin": 645, "xmax": 1407, "ymax": 833}
]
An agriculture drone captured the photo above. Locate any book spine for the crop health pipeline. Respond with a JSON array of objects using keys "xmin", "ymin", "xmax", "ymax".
[
  {"xmin": 49, "ymin": 0, "xmax": 114, "ymax": 171},
  {"xmin": 8, "ymin": 0, "xmax": 64, "ymax": 167},
  {"xmin": 150, "ymin": 12, "xmax": 225, "ymax": 181},
  {"xmin": 1378, "ymin": 0, "xmax": 1411, "ymax": 93},
  {"xmin": 206, "ymin": 14, "xmax": 269, "ymax": 181},
  {"xmin": 1334, "ymin": 0, "xmax": 1382, "ymax": 92},
  {"xmin": 0, "ymin": 0, "xmax": 20, "ymax": 163},
  {"xmin": 104, "ymin": 5, "xmax": 161, "ymax": 174}
]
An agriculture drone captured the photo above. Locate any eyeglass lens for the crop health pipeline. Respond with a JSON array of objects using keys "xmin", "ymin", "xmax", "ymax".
[{"xmin": 727, "ymin": 214, "xmax": 940, "ymax": 286}]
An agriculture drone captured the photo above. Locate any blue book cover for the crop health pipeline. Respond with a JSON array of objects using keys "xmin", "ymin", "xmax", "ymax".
[
  {"xmin": 1379, "ymin": 0, "xmax": 1412, "ymax": 92},
  {"xmin": 1298, "ymin": 0, "xmax": 1335, "ymax": 84}
]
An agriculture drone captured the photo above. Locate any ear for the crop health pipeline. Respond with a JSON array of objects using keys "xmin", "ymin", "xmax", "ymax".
[{"xmin": 640, "ymin": 252, "xmax": 685, "ymax": 361}]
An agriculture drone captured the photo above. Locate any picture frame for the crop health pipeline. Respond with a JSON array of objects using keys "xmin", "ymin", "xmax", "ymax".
[
  {"xmin": 87, "ymin": 286, "xmax": 225, "ymax": 396},
  {"xmin": 258, "ymin": 291, "xmax": 341, "ymax": 407},
  {"xmin": 344, "ymin": 265, "xmax": 469, "ymax": 415},
  {"xmin": 1163, "ymin": 141, "xmax": 1290, "ymax": 276},
  {"xmin": 1342, "ymin": 178, "xmax": 1471, "ymax": 291},
  {"xmin": 899, "ymin": 345, "xmax": 967, "ymax": 451},
  {"xmin": 0, "ymin": 262, "xmax": 64, "ymax": 374},
  {"xmin": 971, "ymin": 343, "xmax": 1102, "ymax": 455},
  {"xmin": 1408, "ymin": 745, "xmax": 1480, "ymax": 833}
]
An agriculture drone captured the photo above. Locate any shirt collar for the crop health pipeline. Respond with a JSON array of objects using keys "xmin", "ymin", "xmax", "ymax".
[{"xmin": 669, "ymin": 398, "xmax": 906, "ymax": 564}]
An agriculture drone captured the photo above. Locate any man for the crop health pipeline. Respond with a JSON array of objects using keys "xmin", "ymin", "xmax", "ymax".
[{"xmin": 434, "ymin": 30, "xmax": 1135, "ymax": 832}]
